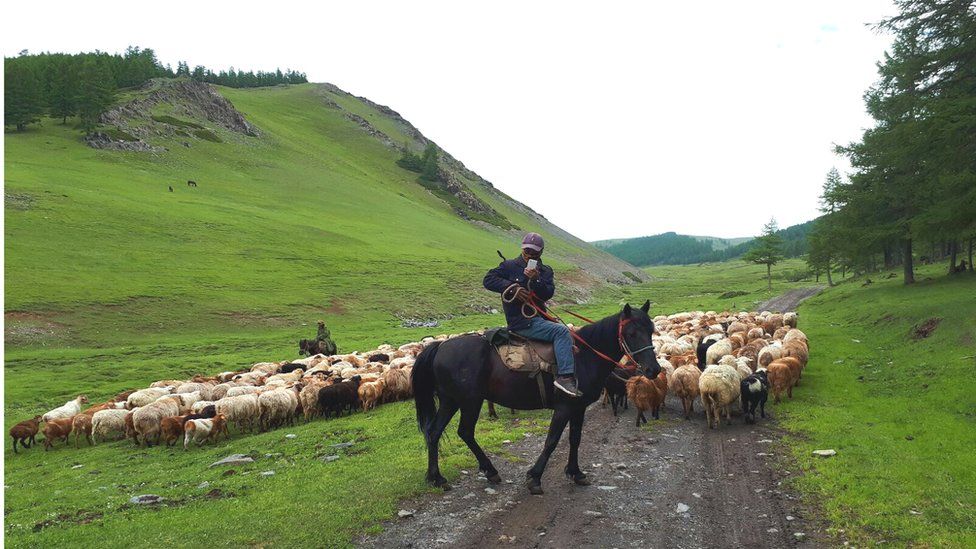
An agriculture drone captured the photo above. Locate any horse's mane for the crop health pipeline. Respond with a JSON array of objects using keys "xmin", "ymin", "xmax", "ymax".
[{"xmin": 576, "ymin": 312, "xmax": 622, "ymax": 359}]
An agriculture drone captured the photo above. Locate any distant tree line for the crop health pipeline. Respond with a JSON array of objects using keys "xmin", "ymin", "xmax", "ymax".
[
  {"xmin": 4, "ymin": 46, "xmax": 307, "ymax": 133},
  {"xmin": 808, "ymin": 1, "xmax": 976, "ymax": 285},
  {"xmin": 599, "ymin": 221, "xmax": 813, "ymax": 267}
]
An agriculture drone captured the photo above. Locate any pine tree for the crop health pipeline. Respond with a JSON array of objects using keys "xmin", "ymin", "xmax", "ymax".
[
  {"xmin": 743, "ymin": 218, "xmax": 785, "ymax": 290},
  {"xmin": 76, "ymin": 59, "xmax": 116, "ymax": 134},
  {"xmin": 47, "ymin": 57, "xmax": 78, "ymax": 124},
  {"xmin": 420, "ymin": 143, "xmax": 440, "ymax": 182},
  {"xmin": 4, "ymin": 61, "xmax": 44, "ymax": 131}
]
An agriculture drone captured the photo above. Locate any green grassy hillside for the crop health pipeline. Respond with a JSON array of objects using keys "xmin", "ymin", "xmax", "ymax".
[{"xmin": 4, "ymin": 80, "xmax": 640, "ymax": 352}]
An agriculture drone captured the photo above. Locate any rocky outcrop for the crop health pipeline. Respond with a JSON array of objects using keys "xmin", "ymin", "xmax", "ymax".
[
  {"xmin": 85, "ymin": 132, "xmax": 164, "ymax": 153},
  {"xmin": 100, "ymin": 79, "xmax": 259, "ymax": 137}
]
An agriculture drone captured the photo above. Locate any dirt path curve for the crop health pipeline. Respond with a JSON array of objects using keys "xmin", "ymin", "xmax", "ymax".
[
  {"xmin": 757, "ymin": 286, "xmax": 825, "ymax": 314},
  {"xmin": 360, "ymin": 394, "xmax": 821, "ymax": 549}
]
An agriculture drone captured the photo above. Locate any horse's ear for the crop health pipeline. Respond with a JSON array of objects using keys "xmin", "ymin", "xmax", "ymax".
[
  {"xmin": 641, "ymin": 300, "xmax": 651, "ymax": 313},
  {"xmin": 623, "ymin": 303, "xmax": 633, "ymax": 318}
]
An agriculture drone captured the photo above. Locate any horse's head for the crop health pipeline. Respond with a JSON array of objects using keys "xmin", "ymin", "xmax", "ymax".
[{"xmin": 620, "ymin": 300, "xmax": 661, "ymax": 379}]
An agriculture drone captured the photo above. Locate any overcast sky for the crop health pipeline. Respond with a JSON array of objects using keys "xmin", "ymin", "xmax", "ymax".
[{"xmin": 4, "ymin": 1, "xmax": 896, "ymax": 241}]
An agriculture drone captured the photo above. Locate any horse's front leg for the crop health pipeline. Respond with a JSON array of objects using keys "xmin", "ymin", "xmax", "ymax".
[
  {"xmin": 526, "ymin": 406, "xmax": 572, "ymax": 495},
  {"xmin": 564, "ymin": 406, "xmax": 590, "ymax": 485}
]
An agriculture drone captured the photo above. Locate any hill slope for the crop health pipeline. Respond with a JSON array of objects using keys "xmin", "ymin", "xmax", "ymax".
[
  {"xmin": 4, "ymin": 79, "xmax": 643, "ymax": 350},
  {"xmin": 593, "ymin": 220, "xmax": 814, "ymax": 266}
]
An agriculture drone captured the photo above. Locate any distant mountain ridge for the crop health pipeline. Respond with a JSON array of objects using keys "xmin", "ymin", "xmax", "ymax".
[{"xmin": 593, "ymin": 220, "xmax": 815, "ymax": 266}]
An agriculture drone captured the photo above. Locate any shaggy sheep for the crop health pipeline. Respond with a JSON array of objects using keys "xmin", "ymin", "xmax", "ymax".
[
  {"xmin": 668, "ymin": 364, "xmax": 701, "ymax": 420},
  {"xmin": 757, "ymin": 342, "xmax": 784, "ymax": 368},
  {"xmin": 766, "ymin": 359, "xmax": 797, "ymax": 403},
  {"xmin": 747, "ymin": 327, "xmax": 765, "ymax": 341},
  {"xmin": 626, "ymin": 372, "xmax": 668, "ymax": 426},
  {"xmin": 782, "ymin": 341, "xmax": 809, "ymax": 376},
  {"xmin": 9, "ymin": 416, "xmax": 42, "ymax": 453},
  {"xmin": 763, "ymin": 313, "xmax": 784, "ymax": 335},
  {"xmin": 225, "ymin": 385, "xmax": 262, "ymax": 397},
  {"xmin": 160, "ymin": 415, "xmax": 187, "ymax": 447},
  {"xmin": 318, "ymin": 376, "xmax": 362, "ymax": 418},
  {"xmin": 176, "ymin": 382, "xmax": 215, "ymax": 401},
  {"xmin": 358, "ymin": 378, "xmax": 386, "ymax": 412},
  {"xmin": 705, "ymin": 338, "xmax": 734, "ymax": 366},
  {"xmin": 211, "ymin": 382, "xmax": 242, "ymax": 400},
  {"xmin": 127, "ymin": 388, "xmax": 173, "ymax": 409},
  {"xmin": 258, "ymin": 387, "xmax": 300, "ymax": 430},
  {"xmin": 150, "ymin": 380, "xmax": 184, "ymax": 389},
  {"xmin": 215, "ymin": 394, "xmax": 260, "ymax": 433},
  {"xmin": 783, "ymin": 311, "xmax": 798, "ymax": 329},
  {"xmin": 91, "ymin": 409, "xmax": 128, "ymax": 443},
  {"xmin": 299, "ymin": 379, "xmax": 328, "ymax": 422},
  {"xmin": 250, "ymin": 362, "xmax": 282, "ymax": 375},
  {"xmin": 783, "ymin": 328, "xmax": 809, "ymax": 347},
  {"xmin": 266, "ymin": 369, "xmax": 303, "ymax": 385},
  {"xmin": 698, "ymin": 364, "xmax": 741, "ymax": 429},
  {"xmin": 132, "ymin": 396, "xmax": 181, "ymax": 446},
  {"xmin": 42, "ymin": 395, "xmax": 89, "ymax": 422}
]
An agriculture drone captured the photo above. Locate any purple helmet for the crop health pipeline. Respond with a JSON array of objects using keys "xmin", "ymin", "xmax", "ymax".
[{"xmin": 521, "ymin": 232, "xmax": 544, "ymax": 252}]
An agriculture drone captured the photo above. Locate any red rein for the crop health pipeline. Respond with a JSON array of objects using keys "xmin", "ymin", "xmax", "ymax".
[{"xmin": 507, "ymin": 286, "xmax": 639, "ymax": 373}]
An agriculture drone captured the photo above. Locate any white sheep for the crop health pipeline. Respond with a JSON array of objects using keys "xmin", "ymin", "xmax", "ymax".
[
  {"xmin": 216, "ymin": 394, "xmax": 260, "ymax": 433},
  {"xmin": 783, "ymin": 311, "xmax": 798, "ymax": 329},
  {"xmin": 265, "ymin": 369, "xmax": 303, "ymax": 385},
  {"xmin": 191, "ymin": 400, "xmax": 217, "ymax": 413},
  {"xmin": 226, "ymin": 385, "xmax": 262, "ymax": 397},
  {"xmin": 705, "ymin": 338, "xmax": 734, "ymax": 365},
  {"xmin": 91, "ymin": 409, "xmax": 128, "ymax": 443},
  {"xmin": 42, "ymin": 395, "xmax": 89, "ymax": 422},
  {"xmin": 132, "ymin": 396, "xmax": 181, "ymax": 446},
  {"xmin": 176, "ymin": 382, "xmax": 215, "ymax": 401},
  {"xmin": 127, "ymin": 387, "xmax": 174, "ymax": 409},
  {"xmin": 258, "ymin": 387, "xmax": 299, "ymax": 430},
  {"xmin": 758, "ymin": 342, "xmax": 784, "ymax": 368},
  {"xmin": 698, "ymin": 364, "xmax": 741, "ymax": 429}
]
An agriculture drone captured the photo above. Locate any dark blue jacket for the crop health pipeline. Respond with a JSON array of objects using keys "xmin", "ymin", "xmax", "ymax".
[{"xmin": 483, "ymin": 256, "xmax": 555, "ymax": 331}]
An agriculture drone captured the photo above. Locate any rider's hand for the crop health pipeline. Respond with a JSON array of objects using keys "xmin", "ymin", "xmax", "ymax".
[
  {"xmin": 515, "ymin": 287, "xmax": 532, "ymax": 301},
  {"xmin": 524, "ymin": 268, "xmax": 539, "ymax": 279}
]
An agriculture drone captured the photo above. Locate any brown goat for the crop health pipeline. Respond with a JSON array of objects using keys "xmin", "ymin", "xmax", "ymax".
[
  {"xmin": 42, "ymin": 417, "xmax": 75, "ymax": 450},
  {"xmin": 9, "ymin": 416, "xmax": 42, "ymax": 453}
]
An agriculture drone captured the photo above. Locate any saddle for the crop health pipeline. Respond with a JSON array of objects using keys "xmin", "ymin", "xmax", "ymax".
[{"xmin": 485, "ymin": 327, "xmax": 556, "ymax": 373}]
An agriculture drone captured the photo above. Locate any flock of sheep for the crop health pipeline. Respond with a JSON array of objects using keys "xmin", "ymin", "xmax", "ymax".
[
  {"xmin": 9, "ymin": 341, "xmax": 426, "ymax": 453},
  {"xmin": 9, "ymin": 309, "xmax": 808, "ymax": 454},
  {"xmin": 614, "ymin": 310, "xmax": 809, "ymax": 429}
]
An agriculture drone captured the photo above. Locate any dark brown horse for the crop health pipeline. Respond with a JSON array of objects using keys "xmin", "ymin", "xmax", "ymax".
[{"xmin": 412, "ymin": 301, "xmax": 660, "ymax": 494}]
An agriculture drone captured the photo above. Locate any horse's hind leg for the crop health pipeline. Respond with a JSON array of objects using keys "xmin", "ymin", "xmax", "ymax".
[
  {"xmin": 458, "ymin": 400, "xmax": 500, "ymax": 484},
  {"xmin": 487, "ymin": 401, "xmax": 498, "ymax": 420},
  {"xmin": 425, "ymin": 397, "xmax": 459, "ymax": 489},
  {"xmin": 527, "ymin": 406, "xmax": 572, "ymax": 495},
  {"xmin": 564, "ymin": 407, "xmax": 589, "ymax": 485}
]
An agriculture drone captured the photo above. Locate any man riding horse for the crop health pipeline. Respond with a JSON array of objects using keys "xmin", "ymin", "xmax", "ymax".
[{"xmin": 483, "ymin": 232, "xmax": 581, "ymax": 397}]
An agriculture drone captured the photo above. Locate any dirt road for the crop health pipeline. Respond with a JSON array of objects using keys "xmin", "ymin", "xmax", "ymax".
[
  {"xmin": 757, "ymin": 286, "xmax": 825, "ymax": 314},
  {"xmin": 361, "ymin": 394, "xmax": 822, "ymax": 549}
]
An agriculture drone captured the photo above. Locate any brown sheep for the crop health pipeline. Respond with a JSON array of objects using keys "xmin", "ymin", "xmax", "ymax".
[
  {"xmin": 160, "ymin": 415, "xmax": 188, "ymax": 447},
  {"xmin": 42, "ymin": 417, "xmax": 74, "ymax": 450},
  {"xmin": 668, "ymin": 365, "xmax": 701, "ymax": 420},
  {"xmin": 9, "ymin": 416, "xmax": 42, "ymax": 453},
  {"xmin": 766, "ymin": 360, "xmax": 797, "ymax": 403},
  {"xmin": 782, "ymin": 341, "xmax": 809, "ymax": 374},
  {"xmin": 626, "ymin": 372, "xmax": 668, "ymax": 426},
  {"xmin": 772, "ymin": 326, "xmax": 790, "ymax": 341},
  {"xmin": 747, "ymin": 327, "xmax": 765, "ymax": 341},
  {"xmin": 358, "ymin": 378, "xmax": 386, "ymax": 411},
  {"xmin": 778, "ymin": 356, "xmax": 803, "ymax": 386},
  {"xmin": 71, "ymin": 414, "xmax": 94, "ymax": 447},
  {"xmin": 763, "ymin": 313, "xmax": 784, "ymax": 336}
]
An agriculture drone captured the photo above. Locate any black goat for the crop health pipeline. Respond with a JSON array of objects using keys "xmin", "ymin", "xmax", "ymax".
[
  {"xmin": 740, "ymin": 370, "xmax": 770, "ymax": 424},
  {"xmin": 317, "ymin": 376, "xmax": 362, "ymax": 419},
  {"xmin": 279, "ymin": 362, "xmax": 305, "ymax": 374},
  {"xmin": 180, "ymin": 405, "xmax": 217, "ymax": 425},
  {"xmin": 696, "ymin": 339, "xmax": 717, "ymax": 371}
]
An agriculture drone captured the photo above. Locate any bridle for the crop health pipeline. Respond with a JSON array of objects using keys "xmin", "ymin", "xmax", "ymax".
[{"xmin": 503, "ymin": 283, "xmax": 654, "ymax": 377}]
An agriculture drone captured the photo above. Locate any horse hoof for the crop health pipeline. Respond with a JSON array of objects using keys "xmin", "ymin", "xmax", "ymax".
[
  {"xmin": 486, "ymin": 473, "xmax": 502, "ymax": 484},
  {"xmin": 528, "ymin": 484, "xmax": 544, "ymax": 495},
  {"xmin": 569, "ymin": 473, "xmax": 591, "ymax": 486}
]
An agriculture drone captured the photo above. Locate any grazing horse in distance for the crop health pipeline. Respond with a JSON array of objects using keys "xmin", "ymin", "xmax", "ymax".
[{"xmin": 412, "ymin": 301, "xmax": 660, "ymax": 494}]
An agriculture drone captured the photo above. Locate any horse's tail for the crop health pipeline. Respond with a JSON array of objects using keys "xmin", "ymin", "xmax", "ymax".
[{"xmin": 412, "ymin": 341, "xmax": 442, "ymax": 441}]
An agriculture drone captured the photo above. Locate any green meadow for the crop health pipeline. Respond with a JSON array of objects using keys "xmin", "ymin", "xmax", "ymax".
[{"xmin": 5, "ymin": 80, "xmax": 974, "ymax": 546}]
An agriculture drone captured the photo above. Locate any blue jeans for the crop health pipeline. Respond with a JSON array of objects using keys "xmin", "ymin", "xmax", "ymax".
[{"xmin": 513, "ymin": 316, "xmax": 576, "ymax": 376}]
